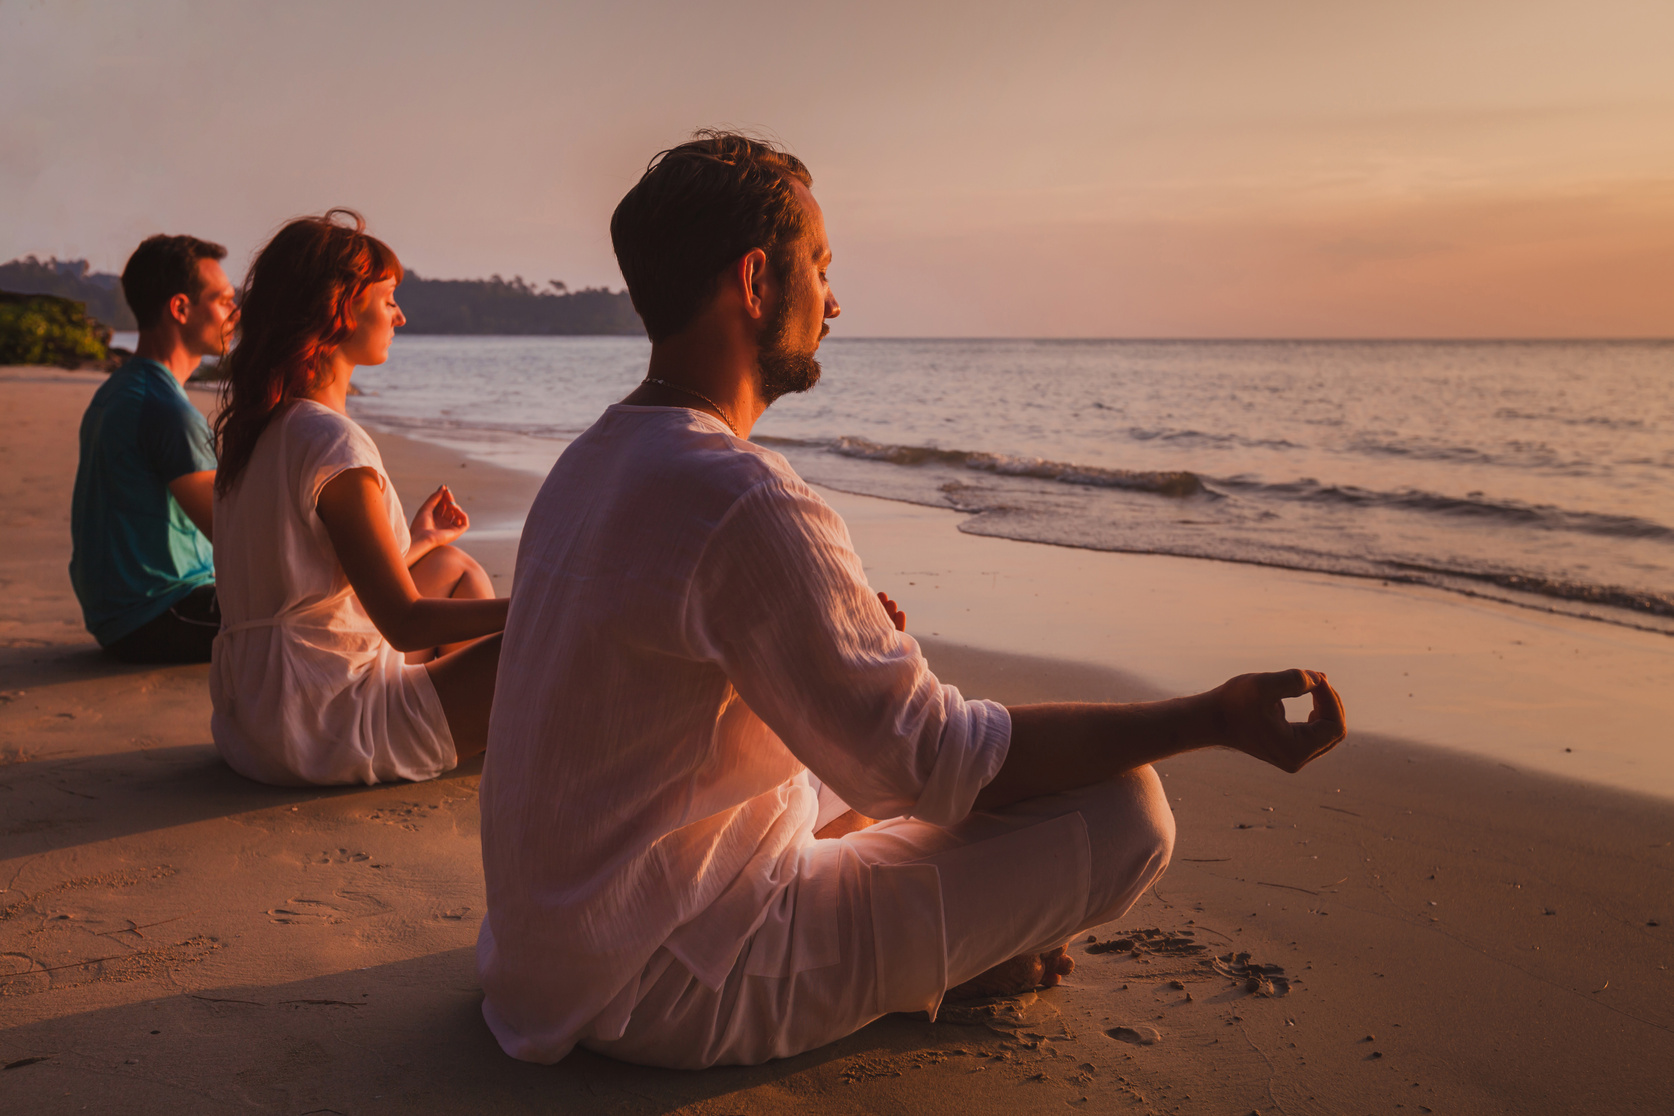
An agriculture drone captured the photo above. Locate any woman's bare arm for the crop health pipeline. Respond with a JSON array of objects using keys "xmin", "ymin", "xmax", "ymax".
[
  {"xmin": 315, "ymin": 467, "xmax": 508, "ymax": 652},
  {"xmin": 974, "ymin": 669, "xmax": 1346, "ymax": 812}
]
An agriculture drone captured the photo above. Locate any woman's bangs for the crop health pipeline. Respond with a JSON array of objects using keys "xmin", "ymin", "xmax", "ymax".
[{"xmin": 366, "ymin": 235, "xmax": 404, "ymax": 286}]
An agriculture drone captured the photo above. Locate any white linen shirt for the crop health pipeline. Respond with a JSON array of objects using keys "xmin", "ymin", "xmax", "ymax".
[{"xmin": 477, "ymin": 405, "xmax": 1011, "ymax": 1063}]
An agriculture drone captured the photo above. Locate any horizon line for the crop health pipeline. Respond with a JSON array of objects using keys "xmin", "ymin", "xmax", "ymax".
[
  {"xmin": 385, "ymin": 333, "xmax": 1674, "ymax": 344},
  {"xmin": 109, "ymin": 330, "xmax": 1674, "ymax": 344}
]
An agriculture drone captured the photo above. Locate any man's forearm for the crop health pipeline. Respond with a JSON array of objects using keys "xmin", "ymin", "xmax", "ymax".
[
  {"xmin": 972, "ymin": 669, "xmax": 1346, "ymax": 813},
  {"xmin": 974, "ymin": 695, "xmax": 1221, "ymax": 812}
]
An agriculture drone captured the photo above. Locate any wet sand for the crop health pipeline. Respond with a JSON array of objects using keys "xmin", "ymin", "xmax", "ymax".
[{"xmin": 2, "ymin": 365, "xmax": 1671, "ymax": 1114}]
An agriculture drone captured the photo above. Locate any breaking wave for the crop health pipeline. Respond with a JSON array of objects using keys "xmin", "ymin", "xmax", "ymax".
[{"xmin": 758, "ymin": 433, "xmax": 1674, "ymax": 631}]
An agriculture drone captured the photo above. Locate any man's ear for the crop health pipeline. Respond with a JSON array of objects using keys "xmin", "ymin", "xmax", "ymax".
[
  {"xmin": 167, "ymin": 290, "xmax": 195, "ymax": 326},
  {"xmin": 737, "ymin": 248, "xmax": 770, "ymax": 321}
]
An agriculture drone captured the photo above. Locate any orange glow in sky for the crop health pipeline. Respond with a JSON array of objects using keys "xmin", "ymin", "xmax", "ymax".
[{"xmin": 3, "ymin": 1, "xmax": 1671, "ymax": 337}]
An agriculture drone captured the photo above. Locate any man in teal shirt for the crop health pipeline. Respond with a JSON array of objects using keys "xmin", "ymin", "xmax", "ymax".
[{"xmin": 70, "ymin": 234, "xmax": 239, "ymax": 662}]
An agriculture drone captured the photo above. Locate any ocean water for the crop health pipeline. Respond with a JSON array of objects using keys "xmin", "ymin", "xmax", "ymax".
[{"xmin": 340, "ymin": 336, "xmax": 1673, "ymax": 636}]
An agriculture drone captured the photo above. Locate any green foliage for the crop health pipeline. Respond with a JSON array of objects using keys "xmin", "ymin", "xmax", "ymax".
[
  {"xmin": 0, "ymin": 292, "xmax": 111, "ymax": 367},
  {"xmin": 0, "ymin": 256, "xmax": 135, "ymax": 331}
]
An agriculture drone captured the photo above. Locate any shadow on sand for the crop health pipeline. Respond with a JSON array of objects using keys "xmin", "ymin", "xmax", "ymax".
[
  {"xmin": 0, "ymin": 743, "xmax": 486, "ymax": 859},
  {"xmin": 0, "ymin": 947, "xmax": 981, "ymax": 1115}
]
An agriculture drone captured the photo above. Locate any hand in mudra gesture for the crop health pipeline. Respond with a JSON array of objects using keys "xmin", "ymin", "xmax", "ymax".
[
  {"xmin": 1213, "ymin": 668, "xmax": 1346, "ymax": 773},
  {"xmin": 411, "ymin": 484, "xmax": 470, "ymax": 548},
  {"xmin": 877, "ymin": 590, "xmax": 906, "ymax": 632}
]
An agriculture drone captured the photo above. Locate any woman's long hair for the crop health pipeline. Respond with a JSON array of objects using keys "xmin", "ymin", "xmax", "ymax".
[{"xmin": 214, "ymin": 209, "xmax": 402, "ymax": 493}]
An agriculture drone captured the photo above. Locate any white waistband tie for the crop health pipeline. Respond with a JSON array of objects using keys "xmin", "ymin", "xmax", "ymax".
[
  {"xmin": 218, "ymin": 616, "xmax": 286, "ymax": 637},
  {"xmin": 217, "ymin": 603, "xmax": 378, "ymax": 638}
]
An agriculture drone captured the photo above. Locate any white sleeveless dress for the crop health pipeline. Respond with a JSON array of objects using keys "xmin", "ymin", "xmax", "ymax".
[{"xmin": 209, "ymin": 401, "xmax": 455, "ymax": 786}]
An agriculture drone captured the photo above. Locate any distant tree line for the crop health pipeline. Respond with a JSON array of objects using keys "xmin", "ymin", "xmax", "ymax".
[
  {"xmin": 395, "ymin": 272, "xmax": 644, "ymax": 336},
  {"xmin": 0, "ymin": 256, "xmax": 645, "ymax": 338},
  {"xmin": 0, "ymin": 257, "xmax": 136, "ymax": 330}
]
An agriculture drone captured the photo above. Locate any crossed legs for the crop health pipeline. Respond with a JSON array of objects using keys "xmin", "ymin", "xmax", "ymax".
[
  {"xmin": 407, "ymin": 544, "xmax": 501, "ymax": 760},
  {"xmin": 585, "ymin": 765, "xmax": 1176, "ymax": 1068},
  {"xmin": 406, "ymin": 544, "xmax": 496, "ymax": 660}
]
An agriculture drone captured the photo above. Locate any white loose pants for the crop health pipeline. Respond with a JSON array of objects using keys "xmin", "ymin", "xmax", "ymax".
[{"xmin": 584, "ymin": 766, "xmax": 1176, "ymax": 1068}]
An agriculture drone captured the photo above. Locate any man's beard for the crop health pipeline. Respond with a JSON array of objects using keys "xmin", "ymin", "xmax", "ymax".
[{"xmin": 755, "ymin": 284, "xmax": 822, "ymax": 405}]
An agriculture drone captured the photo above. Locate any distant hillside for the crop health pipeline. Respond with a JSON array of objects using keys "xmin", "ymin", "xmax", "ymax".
[
  {"xmin": 0, "ymin": 257, "xmax": 135, "ymax": 330},
  {"xmin": 0, "ymin": 257, "xmax": 644, "ymax": 337},
  {"xmin": 397, "ymin": 272, "xmax": 644, "ymax": 336}
]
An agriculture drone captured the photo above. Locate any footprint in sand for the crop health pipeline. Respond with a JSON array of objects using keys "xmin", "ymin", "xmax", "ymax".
[
  {"xmin": 938, "ymin": 992, "xmax": 1040, "ymax": 1028},
  {"xmin": 268, "ymin": 899, "xmax": 346, "ymax": 925},
  {"xmin": 364, "ymin": 802, "xmax": 443, "ymax": 831},
  {"xmin": 2, "ymin": 951, "xmax": 39, "ymax": 978},
  {"xmin": 0, "ymin": 937, "xmax": 219, "ymax": 996},
  {"xmin": 1, "ymin": 957, "xmax": 52, "ymax": 997},
  {"xmin": 267, "ymin": 891, "xmax": 389, "ymax": 925},
  {"xmin": 1212, "ymin": 951, "xmax": 1291, "ymax": 996},
  {"xmin": 309, "ymin": 849, "xmax": 372, "ymax": 866},
  {"xmin": 1105, "ymin": 1025, "xmax": 1161, "ymax": 1045}
]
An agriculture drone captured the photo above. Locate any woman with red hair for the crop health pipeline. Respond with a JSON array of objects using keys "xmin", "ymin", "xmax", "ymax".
[{"xmin": 209, "ymin": 210, "xmax": 505, "ymax": 785}]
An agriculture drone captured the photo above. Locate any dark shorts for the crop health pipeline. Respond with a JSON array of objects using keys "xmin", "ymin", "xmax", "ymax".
[{"xmin": 104, "ymin": 584, "xmax": 220, "ymax": 664}]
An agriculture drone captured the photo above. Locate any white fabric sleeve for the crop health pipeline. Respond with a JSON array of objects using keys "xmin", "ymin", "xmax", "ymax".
[
  {"xmin": 294, "ymin": 409, "xmax": 388, "ymax": 515},
  {"xmin": 684, "ymin": 476, "xmax": 1010, "ymax": 827}
]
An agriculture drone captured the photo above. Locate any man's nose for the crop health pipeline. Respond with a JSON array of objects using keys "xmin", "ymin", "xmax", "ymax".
[{"xmin": 825, "ymin": 291, "xmax": 841, "ymax": 319}]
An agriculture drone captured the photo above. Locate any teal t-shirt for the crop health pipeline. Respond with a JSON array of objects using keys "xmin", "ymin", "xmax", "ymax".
[{"xmin": 69, "ymin": 358, "xmax": 217, "ymax": 645}]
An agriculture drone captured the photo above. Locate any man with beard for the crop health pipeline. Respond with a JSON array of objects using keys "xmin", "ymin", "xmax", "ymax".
[
  {"xmin": 477, "ymin": 131, "xmax": 1346, "ymax": 1068},
  {"xmin": 70, "ymin": 233, "xmax": 238, "ymax": 662}
]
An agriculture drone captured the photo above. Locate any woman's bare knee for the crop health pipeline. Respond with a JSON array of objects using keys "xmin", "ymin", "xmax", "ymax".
[
  {"xmin": 410, "ymin": 544, "xmax": 493, "ymax": 601},
  {"xmin": 409, "ymin": 544, "xmax": 465, "ymax": 596},
  {"xmin": 447, "ymin": 549, "xmax": 494, "ymax": 600},
  {"xmin": 402, "ymin": 547, "xmax": 498, "ymax": 663}
]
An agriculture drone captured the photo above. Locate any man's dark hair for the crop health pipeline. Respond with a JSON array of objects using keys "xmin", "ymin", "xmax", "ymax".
[
  {"xmin": 121, "ymin": 234, "xmax": 228, "ymax": 331},
  {"xmin": 611, "ymin": 131, "xmax": 812, "ymax": 343}
]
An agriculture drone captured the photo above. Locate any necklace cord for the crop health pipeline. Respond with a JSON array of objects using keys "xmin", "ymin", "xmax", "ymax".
[{"xmin": 641, "ymin": 377, "xmax": 739, "ymax": 437}]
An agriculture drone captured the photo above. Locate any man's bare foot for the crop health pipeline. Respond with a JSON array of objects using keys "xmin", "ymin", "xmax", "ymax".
[{"xmin": 945, "ymin": 943, "xmax": 1075, "ymax": 1001}]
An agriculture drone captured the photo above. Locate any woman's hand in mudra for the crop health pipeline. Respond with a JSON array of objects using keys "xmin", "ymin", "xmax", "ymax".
[{"xmin": 411, "ymin": 484, "xmax": 469, "ymax": 549}]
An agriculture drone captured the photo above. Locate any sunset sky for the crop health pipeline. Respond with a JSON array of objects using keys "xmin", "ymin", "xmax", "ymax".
[{"xmin": 4, "ymin": 0, "xmax": 1672, "ymax": 337}]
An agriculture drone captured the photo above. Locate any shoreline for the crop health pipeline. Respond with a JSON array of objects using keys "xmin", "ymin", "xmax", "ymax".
[
  {"xmin": 3, "ymin": 365, "xmax": 1671, "ymax": 1113},
  {"xmin": 362, "ymin": 408, "xmax": 1674, "ymax": 640},
  {"xmin": 370, "ymin": 409, "xmax": 1674, "ymax": 640},
  {"xmin": 332, "ymin": 332, "xmax": 1674, "ymax": 646},
  {"xmin": 355, "ymin": 408, "xmax": 1674, "ymax": 804}
]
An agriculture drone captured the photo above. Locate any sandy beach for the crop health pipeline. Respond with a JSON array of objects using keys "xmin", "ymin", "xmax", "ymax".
[{"xmin": 3, "ymin": 365, "xmax": 1671, "ymax": 1114}]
